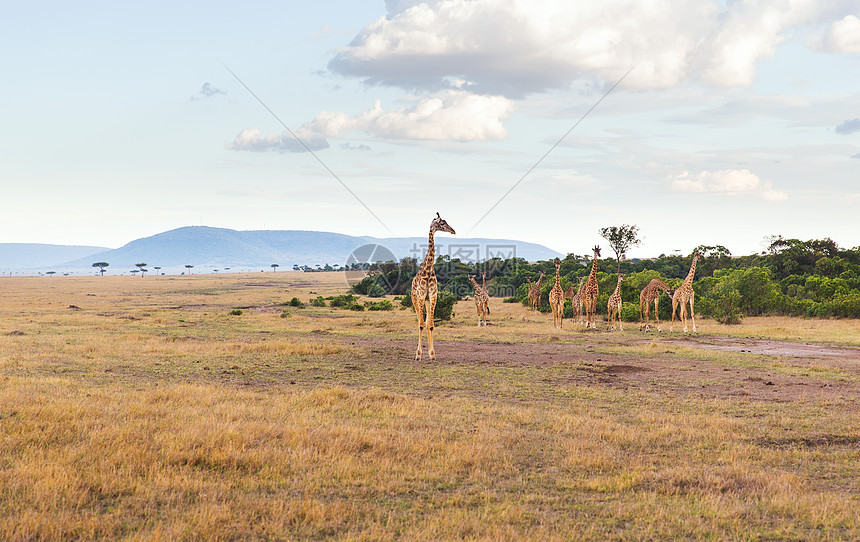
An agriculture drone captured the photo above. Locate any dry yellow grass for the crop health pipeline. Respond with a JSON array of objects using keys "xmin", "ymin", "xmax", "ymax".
[{"xmin": 0, "ymin": 272, "xmax": 858, "ymax": 540}]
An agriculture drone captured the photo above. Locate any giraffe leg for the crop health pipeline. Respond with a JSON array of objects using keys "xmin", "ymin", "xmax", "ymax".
[
  {"xmin": 689, "ymin": 296, "xmax": 697, "ymax": 333},
  {"xmin": 427, "ymin": 298, "xmax": 437, "ymax": 360},
  {"xmin": 681, "ymin": 301, "xmax": 689, "ymax": 334},
  {"xmin": 654, "ymin": 298, "xmax": 662, "ymax": 332},
  {"xmin": 414, "ymin": 297, "xmax": 424, "ymax": 360},
  {"xmin": 670, "ymin": 301, "xmax": 677, "ymax": 333}
]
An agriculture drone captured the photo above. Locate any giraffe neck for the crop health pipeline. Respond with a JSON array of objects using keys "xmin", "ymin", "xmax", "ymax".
[
  {"xmin": 470, "ymin": 277, "xmax": 480, "ymax": 290},
  {"xmin": 683, "ymin": 257, "xmax": 698, "ymax": 288},
  {"xmin": 554, "ymin": 267, "xmax": 560, "ymax": 288},
  {"xmin": 421, "ymin": 230, "xmax": 436, "ymax": 273},
  {"xmin": 587, "ymin": 252, "xmax": 599, "ymax": 283},
  {"xmin": 613, "ymin": 277, "xmax": 622, "ymax": 295}
]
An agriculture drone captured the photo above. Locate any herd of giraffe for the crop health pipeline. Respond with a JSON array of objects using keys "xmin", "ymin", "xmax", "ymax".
[{"xmin": 410, "ymin": 213, "xmax": 701, "ymax": 360}]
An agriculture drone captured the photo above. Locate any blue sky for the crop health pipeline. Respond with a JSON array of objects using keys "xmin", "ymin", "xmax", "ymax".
[{"xmin": 1, "ymin": 0, "xmax": 858, "ymax": 258}]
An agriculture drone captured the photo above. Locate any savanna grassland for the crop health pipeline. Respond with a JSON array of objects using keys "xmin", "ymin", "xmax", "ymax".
[{"xmin": 1, "ymin": 272, "xmax": 858, "ymax": 540}]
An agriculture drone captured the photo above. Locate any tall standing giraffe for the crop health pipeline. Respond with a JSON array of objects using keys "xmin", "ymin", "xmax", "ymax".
[
  {"xmin": 548, "ymin": 258, "xmax": 564, "ymax": 329},
  {"xmin": 564, "ymin": 276, "xmax": 586, "ymax": 326},
  {"xmin": 528, "ymin": 271, "xmax": 545, "ymax": 311},
  {"xmin": 671, "ymin": 251, "xmax": 702, "ymax": 334},
  {"xmin": 639, "ymin": 279, "xmax": 672, "ymax": 332},
  {"xmin": 411, "ymin": 213, "xmax": 456, "ymax": 360},
  {"xmin": 469, "ymin": 274, "xmax": 489, "ymax": 327},
  {"xmin": 583, "ymin": 246, "xmax": 601, "ymax": 329},
  {"xmin": 607, "ymin": 273, "xmax": 626, "ymax": 331}
]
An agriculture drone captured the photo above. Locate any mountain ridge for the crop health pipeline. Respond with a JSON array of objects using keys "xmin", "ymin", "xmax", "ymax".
[{"xmin": 38, "ymin": 226, "xmax": 563, "ymax": 272}]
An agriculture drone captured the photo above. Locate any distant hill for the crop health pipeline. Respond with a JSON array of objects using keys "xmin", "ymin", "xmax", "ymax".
[
  {"xmin": 0, "ymin": 243, "xmax": 109, "ymax": 270},
  {"xmin": 55, "ymin": 226, "xmax": 562, "ymax": 272}
]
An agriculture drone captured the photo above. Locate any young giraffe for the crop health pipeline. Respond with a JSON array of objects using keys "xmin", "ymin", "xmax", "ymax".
[
  {"xmin": 548, "ymin": 258, "xmax": 564, "ymax": 329},
  {"xmin": 607, "ymin": 273, "xmax": 626, "ymax": 331},
  {"xmin": 583, "ymin": 246, "xmax": 601, "ymax": 329},
  {"xmin": 563, "ymin": 277, "xmax": 585, "ymax": 325},
  {"xmin": 671, "ymin": 251, "xmax": 703, "ymax": 334},
  {"xmin": 528, "ymin": 271, "xmax": 545, "ymax": 311},
  {"xmin": 469, "ymin": 274, "xmax": 489, "ymax": 327},
  {"xmin": 639, "ymin": 279, "xmax": 672, "ymax": 332},
  {"xmin": 411, "ymin": 213, "xmax": 456, "ymax": 360}
]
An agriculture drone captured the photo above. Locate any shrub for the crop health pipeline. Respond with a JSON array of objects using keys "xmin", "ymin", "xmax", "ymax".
[
  {"xmin": 349, "ymin": 303, "xmax": 365, "ymax": 311},
  {"xmin": 365, "ymin": 300, "xmax": 393, "ymax": 311},
  {"xmin": 502, "ymin": 297, "xmax": 518, "ymax": 303},
  {"xmin": 705, "ymin": 280, "xmax": 743, "ymax": 324},
  {"xmin": 309, "ymin": 296, "xmax": 326, "ymax": 307},
  {"xmin": 229, "ymin": 309, "xmax": 243, "ymax": 316},
  {"xmin": 330, "ymin": 294, "xmax": 358, "ymax": 308},
  {"xmin": 434, "ymin": 290, "xmax": 457, "ymax": 321},
  {"xmin": 288, "ymin": 297, "xmax": 304, "ymax": 308}
]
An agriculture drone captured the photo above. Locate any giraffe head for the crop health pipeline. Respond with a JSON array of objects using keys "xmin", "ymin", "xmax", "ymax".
[
  {"xmin": 617, "ymin": 273, "xmax": 625, "ymax": 283},
  {"xmin": 430, "ymin": 212, "xmax": 456, "ymax": 235},
  {"xmin": 692, "ymin": 251, "xmax": 703, "ymax": 262},
  {"xmin": 554, "ymin": 258, "xmax": 561, "ymax": 270},
  {"xmin": 592, "ymin": 245, "xmax": 601, "ymax": 258}
]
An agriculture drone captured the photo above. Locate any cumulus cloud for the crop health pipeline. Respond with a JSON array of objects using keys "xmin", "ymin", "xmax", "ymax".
[
  {"xmin": 671, "ymin": 169, "xmax": 788, "ymax": 201},
  {"xmin": 190, "ymin": 82, "xmax": 227, "ymax": 101},
  {"xmin": 229, "ymin": 128, "xmax": 329, "ymax": 153},
  {"xmin": 328, "ymin": 0, "xmax": 858, "ymax": 97},
  {"xmin": 302, "ymin": 91, "xmax": 514, "ymax": 141},
  {"xmin": 836, "ymin": 118, "xmax": 860, "ymax": 135},
  {"xmin": 820, "ymin": 14, "xmax": 860, "ymax": 53}
]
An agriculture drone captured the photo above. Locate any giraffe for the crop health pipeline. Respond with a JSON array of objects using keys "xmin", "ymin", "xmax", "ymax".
[
  {"xmin": 528, "ymin": 271, "xmax": 545, "ymax": 311},
  {"xmin": 607, "ymin": 273, "xmax": 625, "ymax": 331},
  {"xmin": 671, "ymin": 251, "xmax": 703, "ymax": 334},
  {"xmin": 583, "ymin": 245, "xmax": 601, "ymax": 329},
  {"xmin": 564, "ymin": 276, "xmax": 586, "ymax": 326},
  {"xmin": 548, "ymin": 258, "xmax": 564, "ymax": 329},
  {"xmin": 411, "ymin": 212, "xmax": 456, "ymax": 360},
  {"xmin": 638, "ymin": 279, "xmax": 672, "ymax": 332},
  {"xmin": 469, "ymin": 273, "xmax": 489, "ymax": 327}
]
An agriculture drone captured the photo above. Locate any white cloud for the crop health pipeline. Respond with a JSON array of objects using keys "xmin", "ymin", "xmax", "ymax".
[
  {"xmin": 670, "ymin": 169, "xmax": 788, "ymax": 201},
  {"xmin": 229, "ymin": 128, "xmax": 329, "ymax": 153},
  {"xmin": 820, "ymin": 14, "xmax": 860, "ymax": 53},
  {"xmin": 302, "ymin": 91, "xmax": 514, "ymax": 141},
  {"xmin": 329, "ymin": 0, "xmax": 860, "ymax": 96}
]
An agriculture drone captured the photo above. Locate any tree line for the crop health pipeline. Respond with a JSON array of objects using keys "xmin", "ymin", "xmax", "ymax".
[{"xmin": 351, "ymin": 234, "xmax": 860, "ymax": 323}]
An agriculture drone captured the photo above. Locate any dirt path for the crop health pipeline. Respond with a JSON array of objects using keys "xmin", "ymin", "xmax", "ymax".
[
  {"xmin": 338, "ymin": 332, "xmax": 860, "ymax": 405},
  {"xmin": 660, "ymin": 335, "xmax": 860, "ymax": 361}
]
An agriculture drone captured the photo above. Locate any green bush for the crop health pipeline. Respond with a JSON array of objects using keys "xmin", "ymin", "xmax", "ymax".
[
  {"xmin": 229, "ymin": 309, "xmax": 243, "ymax": 316},
  {"xmin": 330, "ymin": 294, "xmax": 358, "ymax": 308},
  {"xmin": 309, "ymin": 296, "xmax": 326, "ymax": 307},
  {"xmin": 704, "ymin": 280, "xmax": 743, "ymax": 324},
  {"xmin": 503, "ymin": 297, "xmax": 518, "ymax": 303},
  {"xmin": 288, "ymin": 297, "xmax": 304, "ymax": 308},
  {"xmin": 365, "ymin": 300, "xmax": 393, "ymax": 311},
  {"xmin": 434, "ymin": 290, "xmax": 457, "ymax": 321}
]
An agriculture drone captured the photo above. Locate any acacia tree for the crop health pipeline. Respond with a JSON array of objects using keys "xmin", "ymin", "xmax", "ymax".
[
  {"xmin": 153, "ymin": 266, "xmax": 161, "ymax": 276},
  {"xmin": 92, "ymin": 262, "xmax": 109, "ymax": 276},
  {"xmin": 598, "ymin": 224, "xmax": 642, "ymax": 274},
  {"xmin": 271, "ymin": 263, "xmax": 279, "ymax": 273},
  {"xmin": 135, "ymin": 262, "xmax": 147, "ymax": 277},
  {"xmin": 185, "ymin": 265, "xmax": 194, "ymax": 275}
]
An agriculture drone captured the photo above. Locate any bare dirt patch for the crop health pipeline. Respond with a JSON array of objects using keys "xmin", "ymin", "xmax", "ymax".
[
  {"xmin": 661, "ymin": 335, "xmax": 860, "ymax": 360},
  {"xmin": 339, "ymin": 333, "xmax": 859, "ymax": 405}
]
